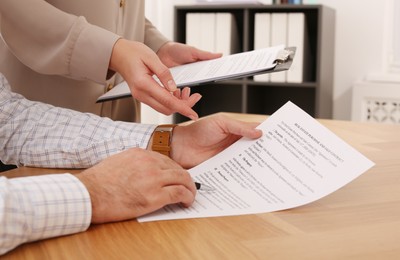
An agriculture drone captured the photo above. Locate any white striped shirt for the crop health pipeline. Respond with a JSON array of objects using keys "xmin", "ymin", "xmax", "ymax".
[{"xmin": 0, "ymin": 73, "xmax": 156, "ymax": 254}]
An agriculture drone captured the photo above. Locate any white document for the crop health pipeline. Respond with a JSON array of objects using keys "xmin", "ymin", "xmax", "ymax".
[
  {"xmin": 138, "ymin": 101, "xmax": 375, "ymax": 222},
  {"xmin": 97, "ymin": 45, "xmax": 285, "ymax": 102}
]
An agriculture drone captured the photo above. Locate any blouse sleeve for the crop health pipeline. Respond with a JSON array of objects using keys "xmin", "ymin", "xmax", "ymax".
[
  {"xmin": 0, "ymin": 0, "xmax": 120, "ymax": 83},
  {"xmin": 144, "ymin": 18, "xmax": 170, "ymax": 52}
]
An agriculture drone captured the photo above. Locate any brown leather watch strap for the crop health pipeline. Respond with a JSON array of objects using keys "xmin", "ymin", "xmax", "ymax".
[{"xmin": 151, "ymin": 124, "xmax": 177, "ymax": 157}]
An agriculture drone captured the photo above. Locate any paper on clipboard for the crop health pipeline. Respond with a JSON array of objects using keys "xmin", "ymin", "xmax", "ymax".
[{"xmin": 97, "ymin": 45, "xmax": 295, "ymax": 102}]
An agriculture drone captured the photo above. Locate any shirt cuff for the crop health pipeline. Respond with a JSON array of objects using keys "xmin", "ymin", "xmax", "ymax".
[{"xmin": 11, "ymin": 173, "xmax": 91, "ymax": 243}]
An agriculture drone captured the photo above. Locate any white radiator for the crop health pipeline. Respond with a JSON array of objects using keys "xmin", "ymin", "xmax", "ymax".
[{"xmin": 352, "ymin": 81, "xmax": 400, "ymax": 124}]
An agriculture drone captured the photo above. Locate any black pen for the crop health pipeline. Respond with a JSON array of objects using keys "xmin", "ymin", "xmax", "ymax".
[{"xmin": 195, "ymin": 182, "xmax": 215, "ymax": 191}]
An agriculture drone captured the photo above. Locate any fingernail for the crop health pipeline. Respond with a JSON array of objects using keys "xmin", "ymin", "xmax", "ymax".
[
  {"xmin": 194, "ymin": 94, "xmax": 202, "ymax": 103},
  {"xmin": 167, "ymin": 80, "xmax": 177, "ymax": 91},
  {"xmin": 188, "ymin": 114, "xmax": 198, "ymax": 121}
]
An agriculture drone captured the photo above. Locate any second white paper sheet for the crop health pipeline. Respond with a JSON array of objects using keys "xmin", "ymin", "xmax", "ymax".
[{"xmin": 138, "ymin": 102, "xmax": 374, "ymax": 222}]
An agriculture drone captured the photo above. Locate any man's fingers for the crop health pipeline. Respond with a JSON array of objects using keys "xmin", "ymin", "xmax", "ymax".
[
  {"xmin": 220, "ymin": 116, "xmax": 263, "ymax": 139},
  {"xmin": 161, "ymin": 185, "xmax": 196, "ymax": 208},
  {"xmin": 153, "ymin": 169, "xmax": 197, "ymax": 208},
  {"xmin": 157, "ymin": 168, "xmax": 195, "ymax": 189}
]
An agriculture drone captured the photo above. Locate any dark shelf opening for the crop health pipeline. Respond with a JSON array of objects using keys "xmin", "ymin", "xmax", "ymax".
[
  {"xmin": 247, "ymin": 85, "xmax": 315, "ymax": 116},
  {"xmin": 174, "ymin": 84, "xmax": 243, "ymax": 123}
]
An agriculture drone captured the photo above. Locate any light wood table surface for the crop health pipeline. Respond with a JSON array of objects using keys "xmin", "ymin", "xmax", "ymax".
[{"xmin": 2, "ymin": 112, "xmax": 400, "ymax": 259}]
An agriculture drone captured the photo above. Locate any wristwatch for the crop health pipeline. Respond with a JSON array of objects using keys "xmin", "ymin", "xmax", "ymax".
[{"xmin": 151, "ymin": 124, "xmax": 177, "ymax": 158}]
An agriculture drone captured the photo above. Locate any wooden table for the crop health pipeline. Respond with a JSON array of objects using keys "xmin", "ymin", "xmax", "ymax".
[{"xmin": 2, "ymin": 113, "xmax": 400, "ymax": 259}]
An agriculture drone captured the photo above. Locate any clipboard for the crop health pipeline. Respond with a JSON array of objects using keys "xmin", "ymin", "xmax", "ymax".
[{"xmin": 97, "ymin": 45, "xmax": 296, "ymax": 103}]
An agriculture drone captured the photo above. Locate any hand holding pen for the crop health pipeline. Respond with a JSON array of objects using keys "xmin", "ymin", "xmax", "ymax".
[{"xmin": 195, "ymin": 182, "xmax": 215, "ymax": 191}]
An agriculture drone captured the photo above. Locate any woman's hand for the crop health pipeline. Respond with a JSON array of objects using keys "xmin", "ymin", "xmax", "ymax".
[
  {"xmin": 109, "ymin": 39, "xmax": 202, "ymax": 120},
  {"xmin": 157, "ymin": 41, "xmax": 222, "ymax": 67}
]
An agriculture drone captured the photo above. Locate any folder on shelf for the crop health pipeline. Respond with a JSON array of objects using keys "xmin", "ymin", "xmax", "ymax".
[
  {"xmin": 287, "ymin": 12, "xmax": 305, "ymax": 83},
  {"xmin": 192, "ymin": 13, "xmax": 216, "ymax": 53},
  {"xmin": 254, "ymin": 13, "xmax": 272, "ymax": 82},
  {"xmin": 215, "ymin": 12, "xmax": 239, "ymax": 56},
  {"xmin": 186, "ymin": 12, "xmax": 239, "ymax": 56},
  {"xmin": 97, "ymin": 45, "xmax": 296, "ymax": 103},
  {"xmin": 270, "ymin": 13, "xmax": 288, "ymax": 83}
]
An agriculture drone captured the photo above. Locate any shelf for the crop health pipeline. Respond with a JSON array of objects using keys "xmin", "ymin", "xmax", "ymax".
[{"xmin": 173, "ymin": 4, "xmax": 335, "ymax": 122}]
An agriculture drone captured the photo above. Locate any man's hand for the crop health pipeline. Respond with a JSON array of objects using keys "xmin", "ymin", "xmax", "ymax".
[
  {"xmin": 76, "ymin": 148, "xmax": 196, "ymax": 223},
  {"xmin": 170, "ymin": 114, "xmax": 263, "ymax": 169}
]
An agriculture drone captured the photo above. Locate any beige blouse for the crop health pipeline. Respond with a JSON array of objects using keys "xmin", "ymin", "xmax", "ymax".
[{"xmin": 0, "ymin": 0, "xmax": 169, "ymax": 122}]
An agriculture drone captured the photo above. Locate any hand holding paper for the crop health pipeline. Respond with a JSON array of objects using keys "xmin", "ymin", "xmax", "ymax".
[
  {"xmin": 138, "ymin": 102, "xmax": 374, "ymax": 222},
  {"xmin": 97, "ymin": 45, "xmax": 294, "ymax": 102}
]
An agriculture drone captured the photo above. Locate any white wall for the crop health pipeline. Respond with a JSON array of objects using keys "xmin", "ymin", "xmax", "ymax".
[
  {"xmin": 145, "ymin": 0, "xmax": 388, "ymax": 121},
  {"xmin": 146, "ymin": 0, "xmax": 196, "ymax": 40},
  {"xmin": 311, "ymin": 0, "xmax": 386, "ymax": 120}
]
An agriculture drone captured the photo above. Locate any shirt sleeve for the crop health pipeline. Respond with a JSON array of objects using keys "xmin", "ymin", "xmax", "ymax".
[
  {"xmin": 0, "ymin": 74, "xmax": 157, "ymax": 168},
  {"xmin": 0, "ymin": 174, "xmax": 91, "ymax": 255},
  {"xmin": 0, "ymin": 0, "xmax": 120, "ymax": 83}
]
